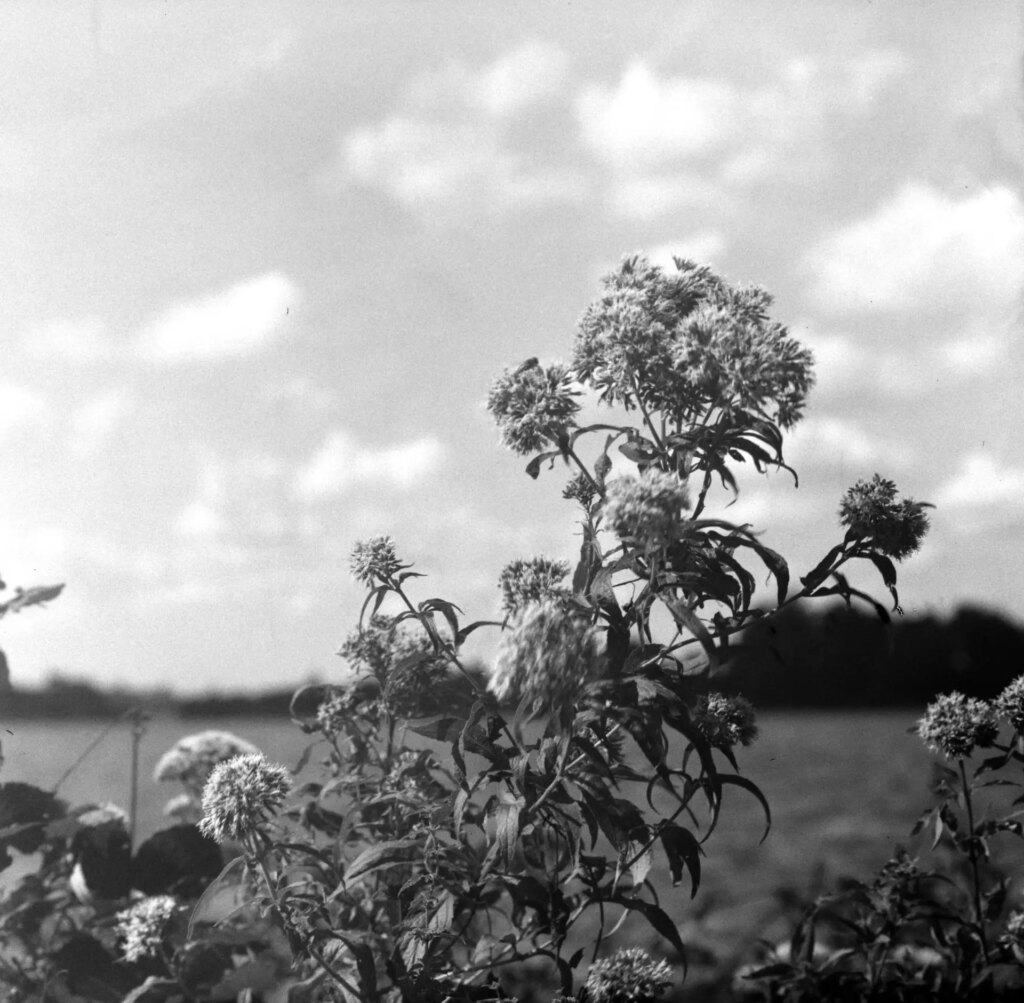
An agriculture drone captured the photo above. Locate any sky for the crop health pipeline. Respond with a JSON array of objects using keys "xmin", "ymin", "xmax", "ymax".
[{"xmin": 1, "ymin": 2, "xmax": 1022, "ymax": 693}]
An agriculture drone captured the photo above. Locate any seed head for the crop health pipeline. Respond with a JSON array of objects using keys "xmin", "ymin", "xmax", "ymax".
[
  {"xmin": 487, "ymin": 362, "xmax": 580, "ymax": 455},
  {"xmin": 498, "ymin": 556, "xmax": 571, "ymax": 615},
  {"xmin": 604, "ymin": 469, "xmax": 690, "ymax": 548},
  {"xmin": 585, "ymin": 947, "xmax": 674, "ymax": 1003},
  {"xmin": 917, "ymin": 692, "xmax": 999, "ymax": 760},
  {"xmin": 198, "ymin": 753, "xmax": 292, "ymax": 844},
  {"xmin": 489, "ymin": 600, "xmax": 602, "ymax": 721},
  {"xmin": 116, "ymin": 895, "xmax": 178, "ymax": 963},
  {"xmin": 996, "ymin": 675, "xmax": 1024, "ymax": 734},
  {"xmin": 692, "ymin": 693, "xmax": 758, "ymax": 748},
  {"xmin": 349, "ymin": 535, "xmax": 404, "ymax": 585},
  {"xmin": 839, "ymin": 474, "xmax": 930, "ymax": 560}
]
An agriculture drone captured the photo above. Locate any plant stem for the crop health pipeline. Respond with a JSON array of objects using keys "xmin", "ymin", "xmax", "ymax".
[{"xmin": 959, "ymin": 758, "xmax": 990, "ymax": 963}]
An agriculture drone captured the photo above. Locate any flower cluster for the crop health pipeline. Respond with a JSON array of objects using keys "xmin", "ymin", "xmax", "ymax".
[
  {"xmin": 198, "ymin": 753, "xmax": 292, "ymax": 844},
  {"xmin": 350, "ymin": 536, "xmax": 404, "ymax": 585},
  {"xmin": 573, "ymin": 256, "xmax": 814, "ymax": 428},
  {"xmin": 116, "ymin": 895, "xmax": 178, "ymax": 963},
  {"xmin": 498, "ymin": 556, "xmax": 571, "ymax": 615},
  {"xmin": 917, "ymin": 692, "xmax": 999, "ymax": 760},
  {"xmin": 839, "ymin": 474, "xmax": 930, "ymax": 560},
  {"xmin": 154, "ymin": 730, "xmax": 261, "ymax": 800},
  {"xmin": 995, "ymin": 675, "xmax": 1024, "ymax": 734},
  {"xmin": 563, "ymin": 472, "xmax": 597, "ymax": 508},
  {"xmin": 692, "ymin": 693, "xmax": 758, "ymax": 749},
  {"xmin": 585, "ymin": 947, "xmax": 674, "ymax": 1003},
  {"xmin": 486, "ymin": 361, "xmax": 580, "ymax": 455},
  {"xmin": 489, "ymin": 599, "xmax": 602, "ymax": 721},
  {"xmin": 604, "ymin": 469, "xmax": 690, "ymax": 548}
]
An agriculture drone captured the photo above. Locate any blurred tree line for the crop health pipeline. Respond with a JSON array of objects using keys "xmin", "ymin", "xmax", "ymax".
[
  {"xmin": 1, "ymin": 605, "xmax": 1022, "ymax": 718},
  {"xmin": 718, "ymin": 603, "xmax": 1024, "ymax": 707}
]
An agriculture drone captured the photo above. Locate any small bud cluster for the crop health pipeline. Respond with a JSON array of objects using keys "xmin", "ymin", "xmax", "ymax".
[
  {"xmin": 995, "ymin": 675, "xmax": 1024, "ymax": 734},
  {"xmin": 839, "ymin": 474, "xmax": 930, "ymax": 560},
  {"xmin": 585, "ymin": 947, "xmax": 674, "ymax": 1003},
  {"xmin": 350, "ymin": 536, "xmax": 404, "ymax": 585},
  {"xmin": 917, "ymin": 692, "xmax": 999, "ymax": 760},
  {"xmin": 692, "ymin": 693, "xmax": 758, "ymax": 749},
  {"xmin": 498, "ymin": 557, "xmax": 571, "ymax": 615},
  {"xmin": 563, "ymin": 472, "xmax": 597, "ymax": 508},
  {"xmin": 116, "ymin": 895, "xmax": 178, "ymax": 963},
  {"xmin": 198, "ymin": 753, "xmax": 292, "ymax": 844},
  {"xmin": 604, "ymin": 469, "xmax": 690, "ymax": 549},
  {"xmin": 489, "ymin": 600, "xmax": 602, "ymax": 721}
]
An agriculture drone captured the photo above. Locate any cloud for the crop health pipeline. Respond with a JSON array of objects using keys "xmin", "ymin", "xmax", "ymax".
[
  {"xmin": 0, "ymin": 384, "xmax": 47, "ymax": 437},
  {"xmin": 787, "ymin": 415, "xmax": 909, "ymax": 468},
  {"xmin": 337, "ymin": 42, "xmax": 581, "ymax": 211},
  {"xmin": 294, "ymin": 430, "xmax": 445, "ymax": 500},
  {"xmin": 138, "ymin": 273, "xmax": 297, "ymax": 362},
  {"xmin": 577, "ymin": 63, "xmax": 735, "ymax": 168},
  {"xmin": 472, "ymin": 41, "xmax": 570, "ymax": 118},
  {"xmin": 935, "ymin": 453, "xmax": 1024, "ymax": 511},
  {"xmin": 804, "ymin": 184, "xmax": 1024, "ymax": 317},
  {"xmin": 577, "ymin": 50, "xmax": 909, "ymax": 218},
  {"xmin": 175, "ymin": 462, "xmax": 227, "ymax": 539}
]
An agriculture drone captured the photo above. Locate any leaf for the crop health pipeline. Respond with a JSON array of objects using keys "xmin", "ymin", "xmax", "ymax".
[
  {"xmin": 481, "ymin": 795, "xmax": 524, "ymax": 876},
  {"xmin": 345, "ymin": 839, "xmax": 421, "ymax": 882},
  {"xmin": 526, "ymin": 449, "xmax": 562, "ymax": 479},
  {"xmin": 187, "ymin": 855, "xmax": 247, "ymax": 938},
  {"xmin": 864, "ymin": 552, "xmax": 901, "ymax": 612},
  {"xmin": 608, "ymin": 894, "xmax": 687, "ymax": 969},
  {"xmin": 660, "ymin": 823, "xmax": 702, "ymax": 896},
  {"xmin": 717, "ymin": 774, "xmax": 772, "ymax": 842},
  {"xmin": 664, "ymin": 600, "xmax": 718, "ymax": 674},
  {"xmin": 122, "ymin": 978, "xmax": 183, "ymax": 1003},
  {"xmin": 799, "ymin": 543, "xmax": 846, "ymax": 593},
  {"xmin": 455, "ymin": 619, "xmax": 503, "ymax": 646},
  {"xmin": 332, "ymin": 934, "xmax": 379, "ymax": 1001}
]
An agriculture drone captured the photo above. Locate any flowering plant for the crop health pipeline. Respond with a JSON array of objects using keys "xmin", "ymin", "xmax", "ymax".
[
  {"xmin": 747, "ymin": 677, "xmax": 1024, "ymax": 1001},
  {"xmin": 0, "ymin": 255, "xmax": 930, "ymax": 1001},
  {"xmin": 177, "ymin": 255, "xmax": 926, "ymax": 1001}
]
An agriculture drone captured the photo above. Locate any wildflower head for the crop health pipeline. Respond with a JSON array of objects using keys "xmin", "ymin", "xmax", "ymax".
[
  {"xmin": 1006, "ymin": 910, "xmax": 1024, "ymax": 941},
  {"xmin": 489, "ymin": 600, "xmax": 602, "ymax": 722},
  {"xmin": 996, "ymin": 675, "xmax": 1024, "ymax": 734},
  {"xmin": 692, "ymin": 693, "xmax": 758, "ymax": 749},
  {"xmin": 917, "ymin": 692, "xmax": 999, "ymax": 760},
  {"xmin": 350, "ymin": 535, "xmax": 404, "ymax": 585},
  {"xmin": 839, "ymin": 475, "xmax": 930, "ymax": 560},
  {"xmin": 116, "ymin": 895, "xmax": 178, "ymax": 963},
  {"xmin": 198, "ymin": 753, "xmax": 291, "ymax": 844},
  {"xmin": 574, "ymin": 255, "xmax": 813, "ymax": 428},
  {"xmin": 487, "ymin": 361, "xmax": 580, "ymax": 455},
  {"xmin": 498, "ymin": 556, "xmax": 571, "ymax": 615},
  {"xmin": 604, "ymin": 469, "xmax": 690, "ymax": 549},
  {"xmin": 585, "ymin": 947, "xmax": 673, "ymax": 1003},
  {"xmin": 153, "ymin": 730, "xmax": 261, "ymax": 798}
]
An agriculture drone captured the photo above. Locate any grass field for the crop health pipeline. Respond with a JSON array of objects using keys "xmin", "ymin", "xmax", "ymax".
[{"xmin": 2, "ymin": 710, "xmax": 943, "ymax": 997}]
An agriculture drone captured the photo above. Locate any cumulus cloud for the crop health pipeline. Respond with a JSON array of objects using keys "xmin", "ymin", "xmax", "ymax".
[
  {"xmin": 294, "ymin": 430, "xmax": 445, "ymax": 500},
  {"xmin": 577, "ymin": 50, "xmax": 909, "ymax": 217},
  {"xmin": 935, "ymin": 453, "xmax": 1024, "ymax": 511},
  {"xmin": 805, "ymin": 184, "xmax": 1024, "ymax": 317},
  {"xmin": 138, "ymin": 273, "xmax": 297, "ymax": 362},
  {"xmin": 337, "ymin": 41, "xmax": 582, "ymax": 210},
  {"xmin": 577, "ymin": 64, "xmax": 735, "ymax": 168},
  {"xmin": 786, "ymin": 415, "xmax": 909, "ymax": 468}
]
